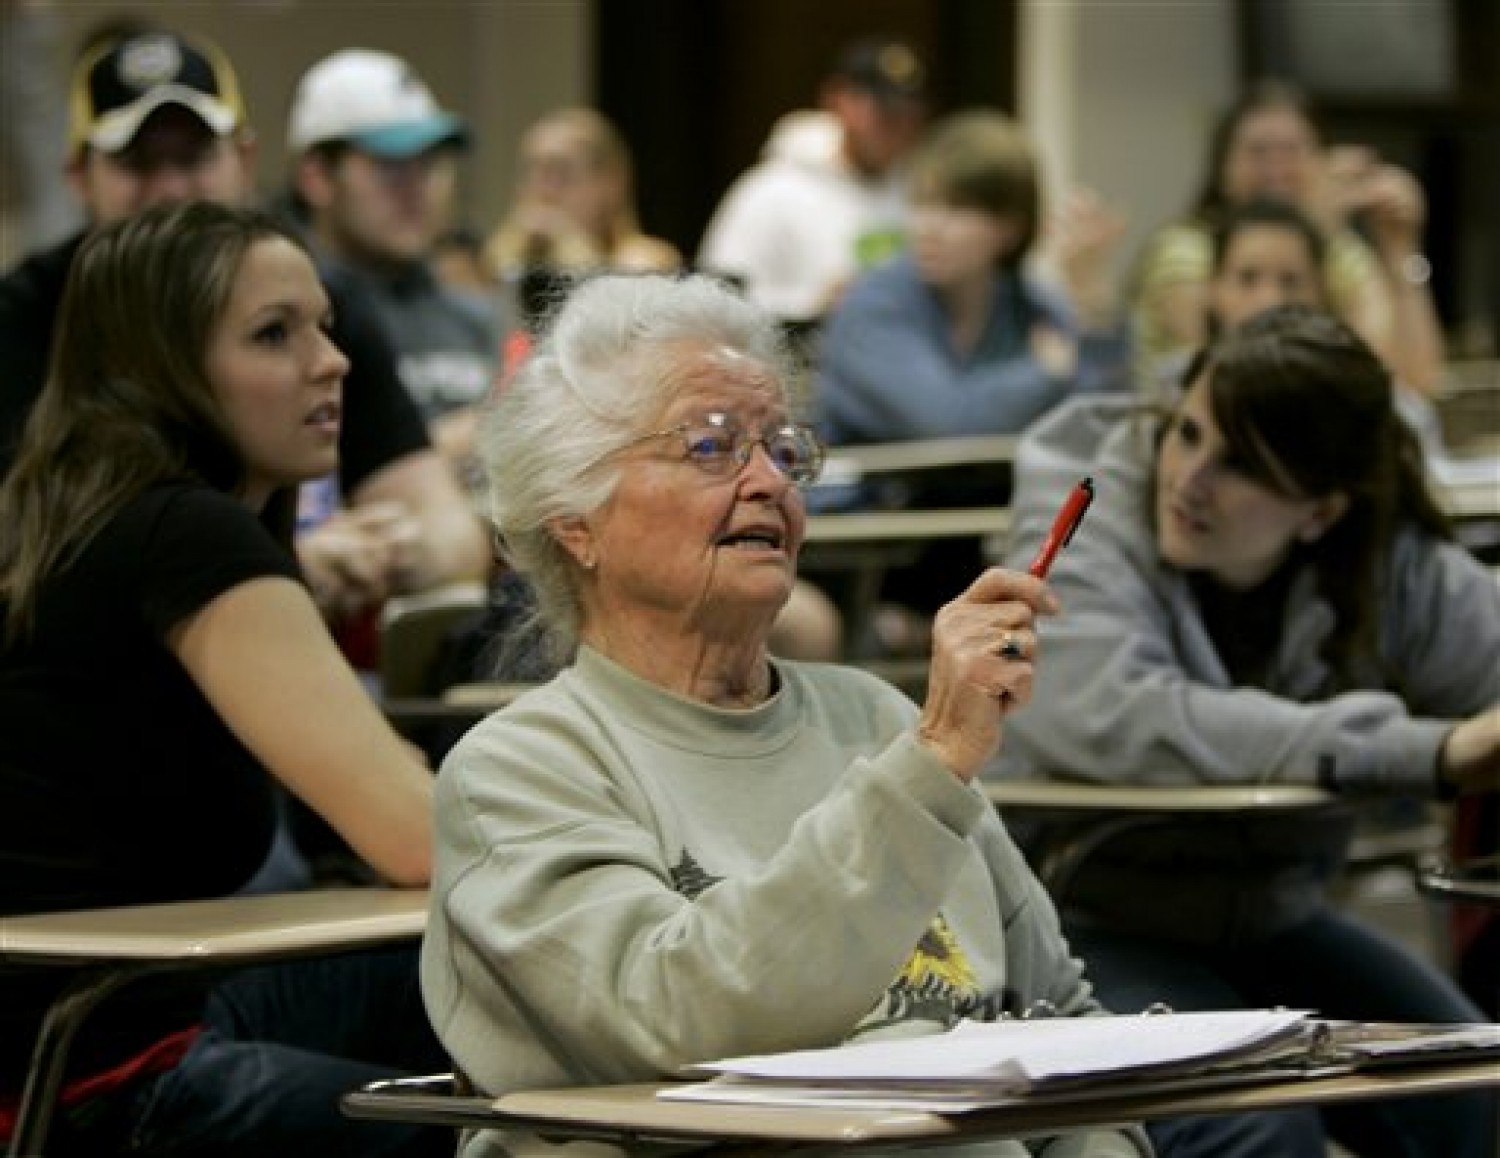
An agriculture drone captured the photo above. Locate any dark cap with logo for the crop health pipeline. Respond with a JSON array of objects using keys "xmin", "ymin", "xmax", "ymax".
[
  {"xmin": 831, "ymin": 38, "xmax": 928, "ymax": 105},
  {"xmin": 69, "ymin": 30, "xmax": 246, "ymax": 155}
]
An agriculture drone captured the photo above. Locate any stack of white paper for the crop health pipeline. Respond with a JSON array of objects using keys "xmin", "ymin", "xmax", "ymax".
[{"xmin": 663, "ymin": 1010, "xmax": 1313, "ymax": 1111}]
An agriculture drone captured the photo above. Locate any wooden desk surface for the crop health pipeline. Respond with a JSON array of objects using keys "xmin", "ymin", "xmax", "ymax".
[
  {"xmin": 1437, "ymin": 476, "xmax": 1500, "ymax": 521},
  {"xmin": 0, "ymin": 887, "xmax": 428, "ymax": 964},
  {"xmin": 825, "ymin": 435, "xmax": 1017, "ymax": 477},
  {"xmin": 984, "ymin": 780, "xmax": 1334, "ymax": 813},
  {"xmin": 349, "ymin": 1057, "xmax": 1500, "ymax": 1147},
  {"xmin": 805, "ymin": 507, "xmax": 1011, "ymax": 545}
]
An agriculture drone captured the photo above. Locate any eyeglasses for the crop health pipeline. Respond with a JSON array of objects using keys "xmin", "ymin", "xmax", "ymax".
[{"xmin": 616, "ymin": 412, "xmax": 825, "ymax": 486}]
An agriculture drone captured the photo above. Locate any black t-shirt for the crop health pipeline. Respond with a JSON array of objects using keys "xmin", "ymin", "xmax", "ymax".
[
  {"xmin": 0, "ymin": 231, "xmax": 431, "ymax": 489},
  {"xmin": 0, "ymin": 483, "xmax": 302, "ymax": 1085}
]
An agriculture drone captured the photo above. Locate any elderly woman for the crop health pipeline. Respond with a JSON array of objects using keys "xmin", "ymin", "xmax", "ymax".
[{"xmin": 420, "ymin": 273, "xmax": 1148, "ymax": 1158}]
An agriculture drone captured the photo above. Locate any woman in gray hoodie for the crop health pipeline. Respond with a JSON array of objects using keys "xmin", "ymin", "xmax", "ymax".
[{"xmin": 998, "ymin": 305, "xmax": 1497, "ymax": 1158}]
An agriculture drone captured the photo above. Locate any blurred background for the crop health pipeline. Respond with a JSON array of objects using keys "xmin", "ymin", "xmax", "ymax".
[{"xmin": 3, "ymin": 0, "xmax": 1496, "ymax": 354}]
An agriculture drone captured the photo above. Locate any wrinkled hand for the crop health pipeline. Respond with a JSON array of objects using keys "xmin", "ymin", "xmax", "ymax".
[
  {"xmin": 918, "ymin": 568, "xmax": 1060, "ymax": 783},
  {"xmin": 1440, "ymin": 706, "xmax": 1500, "ymax": 795}
]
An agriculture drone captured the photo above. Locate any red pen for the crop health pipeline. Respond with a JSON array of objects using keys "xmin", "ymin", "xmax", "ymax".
[{"xmin": 1028, "ymin": 477, "xmax": 1095, "ymax": 578}]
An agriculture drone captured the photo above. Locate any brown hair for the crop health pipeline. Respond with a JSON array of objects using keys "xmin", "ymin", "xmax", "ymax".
[
  {"xmin": 0, "ymin": 201, "xmax": 301, "ymax": 639},
  {"xmin": 1177, "ymin": 305, "xmax": 1450, "ymax": 678},
  {"xmin": 909, "ymin": 109, "xmax": 1040, "ymax": 270},
  {"xmin": 1191, "ymin": 80, "xmax": 1322, "ymax": 220},
  {"xmin": 1206, "ymin": 198, "xmax": 1330, "ymax": 337}
]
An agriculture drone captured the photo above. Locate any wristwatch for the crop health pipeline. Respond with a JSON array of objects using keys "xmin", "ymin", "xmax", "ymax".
[{"xmin": 1397, "ymin": 252, "xmax": 1432, "ymax": 287}]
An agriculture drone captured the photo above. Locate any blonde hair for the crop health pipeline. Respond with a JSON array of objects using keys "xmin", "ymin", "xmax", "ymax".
[{"xmin": 486, "ymin": 108, "xmax": 680, "ymax": 276}]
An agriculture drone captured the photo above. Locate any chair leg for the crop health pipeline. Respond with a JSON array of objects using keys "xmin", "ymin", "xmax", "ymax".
[{"xmin": 10, "ymin": 967, "xmax": 141, "ymax": 1157}]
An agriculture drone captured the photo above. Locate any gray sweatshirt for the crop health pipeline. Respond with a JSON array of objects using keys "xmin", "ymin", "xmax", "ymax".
[{"xmin": 422, "ymin": 646, "xmax": 1148, "ymax": 1158}]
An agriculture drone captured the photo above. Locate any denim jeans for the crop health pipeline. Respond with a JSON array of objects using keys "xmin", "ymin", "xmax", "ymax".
[
  {"xmin": 80, "ymin": 945, "xmax": 453, "ymax": 1157},
  {"xmin": 1068, "ymin": 907, "xmax": 1498, "ymax": 1158}
]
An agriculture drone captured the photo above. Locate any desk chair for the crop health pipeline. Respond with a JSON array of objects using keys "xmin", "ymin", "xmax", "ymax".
[
  {"xmin": 985, "ymin": 781, "xmax": 1451, "ymax": 989},
  {"xmin": 1417, "ymin": 851, "xmax": 1500, "ymax": 1013},
  {"xmin": 1434, "ymin": 364, "xmax": 1499, "ymax": 452},
  {"xmin": 378, "ymin": 581, "xmax": 488, "ymax": 699},
  {"xmin": 340, "ymin": 1063, "xmax": 1500, "ymax": 1151},
  {"xmin": 1417, "ymin": 854, "xmax": 1500, "ymax": 908},
  {"xmin": 983, "ymin": 780, "xmax": 1338, "ymax": 900},
  {"xmin": 1, "ymin": 887, "xmax": 427, "ymax": 1157}
]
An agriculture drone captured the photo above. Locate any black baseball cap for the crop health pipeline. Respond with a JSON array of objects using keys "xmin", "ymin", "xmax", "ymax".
[
  {"xmin": 69, "ymin": 30, "xmax": 246, "ymax": 155},
  {"xmin": 831, "ymin": 38, "xmax": 928, "ymax": 106}
]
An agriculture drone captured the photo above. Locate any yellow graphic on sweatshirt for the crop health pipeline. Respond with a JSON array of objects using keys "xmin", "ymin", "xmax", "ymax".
[{"xmin": 898, "ymin": 915, "xmax": 978, "ymax": 996}]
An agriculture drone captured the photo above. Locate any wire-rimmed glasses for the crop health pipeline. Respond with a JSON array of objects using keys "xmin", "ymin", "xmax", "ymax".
[{"xmin": 614, "ymin": 412, "xmax": 825, "ymax": 486}]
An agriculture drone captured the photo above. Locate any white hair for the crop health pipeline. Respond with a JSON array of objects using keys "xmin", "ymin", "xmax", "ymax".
[{"xmin": 477, "ymin": 272, "xmax": 804, "ymax": 654}]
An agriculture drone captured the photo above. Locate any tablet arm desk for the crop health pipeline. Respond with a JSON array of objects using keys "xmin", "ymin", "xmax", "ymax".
[
  {"xmin": 982, "ymin": 780, "xmax": 1340, "ymax": 898},
  {"xmin": 1, "ymin": 887, "xmax": 428, "ymax": 1157}
]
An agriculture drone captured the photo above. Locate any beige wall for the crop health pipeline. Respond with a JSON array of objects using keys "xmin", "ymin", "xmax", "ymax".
[
  {"xmin": 1020, "ymin": 0, "xmax": 1237, "ymax": 285},
  {"xmin": 44, "ymin": 0, "xmax": 592, "ymax": 238},
  {"xmin": 16, "ymin": 0, "xmax": 1236, "ymax": 281}
]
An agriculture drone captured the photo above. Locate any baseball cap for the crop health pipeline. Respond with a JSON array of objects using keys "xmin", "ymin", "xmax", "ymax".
[
  {"xmin": 288, "ymin": 49, "xmax": 470, "ymax": 158},
  {"xmin": 831, "ymin": 38, "xmax": 928, "ymax": 106},
  {"xmin": 69, "ymin": 30, "xmax": 246, "ymax": 155}
]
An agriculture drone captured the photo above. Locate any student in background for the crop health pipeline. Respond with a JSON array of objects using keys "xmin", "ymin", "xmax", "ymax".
[
  {"xmin": 287, "ymin": 47, "xmax": 499, "ymax": 469},
  {"xmin": 1129, "ymin": 80, "xmax": 1445, "ymax": 400},
  {"xmin": 998, "ymin": 306, "xmax": 1497, "ymax": 1158},
  {"xmin": 817, "ymin": 108, "xmax": 1127, "ymax": 446},
  {"xmin": 814, "ymin": 110, "xmax": 1126, "ymax": 649},
  {"xmin": 0, "ymin": 26, "xmax": 489, "ymax": 628},
  {"xmin": 698, "ymin": 37, "xmax": 927, "ymax": 323},
  {"xmin": 485, "ymin": 106, "xmax": 681, "ymax": 282},
  {"xmin": 420, "ymin": 271, "xmax": 1148, "ymax": 1158},
  {"xmin": 1142, "ymin": 197, "xmax": 1332, "ymax": 397},
  {"xmin": 0, "ymin": 201, "xmax": 446, "ymax": 1156}
]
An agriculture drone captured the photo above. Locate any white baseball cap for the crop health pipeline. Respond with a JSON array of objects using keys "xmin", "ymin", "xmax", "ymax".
[{"xmin": 288, "ymin": 49, "xmax": 469, "ymax": 158}]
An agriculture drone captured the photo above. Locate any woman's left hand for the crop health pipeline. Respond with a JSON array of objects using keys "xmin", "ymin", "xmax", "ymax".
[
  {"xmin": 917, "ymin": 568, "xmax": 1059, "ymax": 783},
  {"xmin": 1439, "ymin": 705, "xmax": 1500, "ymax": 794},
  {"xmin": 1360, "ymin": 164, "xmax": 1427, "ymax": 264},
  {"xmin": 1052, "ymin": 187, "xmax": 1128, "ymax": 330}
]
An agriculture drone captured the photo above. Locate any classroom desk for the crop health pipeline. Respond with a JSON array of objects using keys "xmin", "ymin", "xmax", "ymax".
[
  {"xmin": 824, "ymin": 434, "xmax": 1017, "ymax": 478},
  {"xmin": 343, "ymin": 1057, "xmax": 1500, "ymax": 1149},
  {"xmin": 801, "ymin": 508, "xmax": 1012, "ymax": 657},
  {"xmin": 1437, "ymin": 476, "xmax": 1500, "ymax": 522},
  {"xmin": 983, "ymin": 781, "xmax": 1341, "ymax": 898},
  {"xmin": 2, "ymin": 887, "xmax": 428, "ymax": 1156},
  {"xmin": 1417, "ymin": 855, "xmax": 1500, "ymax": 907},
  {"xmin": 804, "ymin": 507, "xmax": 1012, "ymax": 546}
]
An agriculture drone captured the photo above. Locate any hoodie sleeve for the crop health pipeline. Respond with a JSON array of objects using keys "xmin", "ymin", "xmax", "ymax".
[
  {"xmin": 819, "ymin": 262, "xmax": 1119, "ymax": 443},
  {"xmin": 996, "ymin": 401, "xmax": 1493, "ymax": 796}
]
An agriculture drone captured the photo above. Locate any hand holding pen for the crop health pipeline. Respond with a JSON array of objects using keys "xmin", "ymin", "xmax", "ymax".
[{"xmin": 916, "ymin": 478, "xmax": 1093, "ymax": 780}]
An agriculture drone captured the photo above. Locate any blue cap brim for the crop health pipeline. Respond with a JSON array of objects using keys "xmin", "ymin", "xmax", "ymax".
[{"xmin": 350, "ymin": 115, "xmax": 469, "ymax": 158}]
